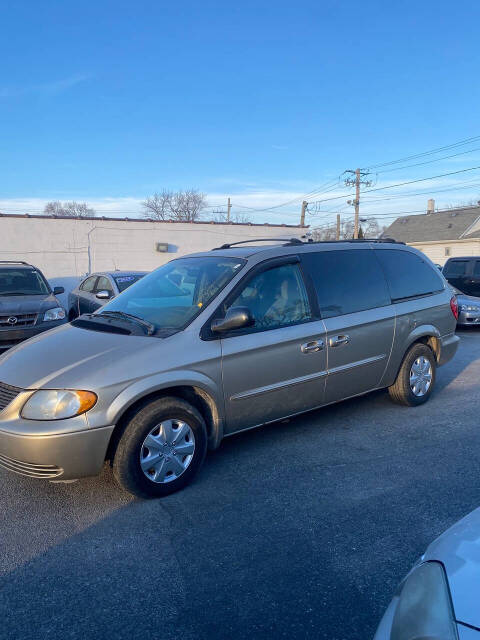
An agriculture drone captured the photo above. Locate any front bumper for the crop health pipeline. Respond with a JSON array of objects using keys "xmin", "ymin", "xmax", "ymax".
[
  {"xmin": 458, "ymin": 310, "xmax": 480, "ymax": 326},
  {"xmin": 0, "ymin": 319, "xmax": 67, "ymax": 351},
  {"xmin": 0, "ymin": 388, "xmax": 114, "ymax": 480},
  {"xmin": 0, "ymin": 424, "xmax": 115, "ymax": 480}
]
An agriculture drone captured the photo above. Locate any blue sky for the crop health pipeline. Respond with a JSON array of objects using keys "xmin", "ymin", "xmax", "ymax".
[{"xmin": 1, "ymin": 0, "xmax": 480, "ymax": 226}]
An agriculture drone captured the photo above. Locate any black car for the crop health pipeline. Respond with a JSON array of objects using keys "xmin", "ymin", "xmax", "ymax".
[
  {"xmin": 443, "ymin": 256, "xmax": 480, "ymax": 296},
  {"xmin": 68, "ymin": 270, "xmax": 147, "ymax": 319},
  {"xmin": 0, "ymin": 261, "xmax": 66, "ymax": 352}
]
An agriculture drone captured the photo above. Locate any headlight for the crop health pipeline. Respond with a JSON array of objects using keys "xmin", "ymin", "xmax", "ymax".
[
  {"xmin": 44, "ymin": 307, "xmax": 66, "ymax": 321},
  {"xmin": 391, "ymin": 561, "xmax": 458, "ymax": 640},
  {"xmin": 459, "ymin": 305, "xmax": 479, "ymax": 312},
  {"xmin": 21, "ymin": 390, "xmax": 97, "ymax": 420}
]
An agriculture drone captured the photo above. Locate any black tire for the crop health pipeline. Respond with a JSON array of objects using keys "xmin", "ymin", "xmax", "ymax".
[
  {"xmin": 113, "ymin": 397, "xmax": 207, "ymax": 498},
  {"xmin": 68, "ymin": 308, "xmax": 78, "ymax": 321},
  {"xmin": 388, "ymin": 343, "xmax": 436, "ymax": 407}
]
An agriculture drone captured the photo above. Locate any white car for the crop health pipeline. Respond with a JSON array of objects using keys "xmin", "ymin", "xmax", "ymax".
[{"xmin": 374, "ymin": 507, "xmax": 480, "ymax": 639}]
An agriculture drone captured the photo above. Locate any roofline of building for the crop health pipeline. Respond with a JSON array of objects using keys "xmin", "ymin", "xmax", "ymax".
[
  {"xmin": 409, "ymin": 237, "xmax": 480, "ymax": 246},
  {"xmin": 0, "ymin": 212, "xmax": 306, "ymax": 229}
]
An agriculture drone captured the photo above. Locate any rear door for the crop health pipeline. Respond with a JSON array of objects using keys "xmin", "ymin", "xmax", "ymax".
[
  {"xmin": 443, "ymin": 259, "xmax": 471, "ymax": 294},
  {"xmin": 216, "ymin": 256, "xmax": 328, "ymax": 434},
  {"xmin": 300, "ymin": 248, "xmax": 395, "ymax": 404}
]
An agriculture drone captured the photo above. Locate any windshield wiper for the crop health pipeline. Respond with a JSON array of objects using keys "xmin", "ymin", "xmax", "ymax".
[
  {"xmin": 0, "ymin": 292, "xmax": 39, "ymax": 296},
  {"xmin": 97, "ymin": 310, "xmax": 155, "ymax": 335}
]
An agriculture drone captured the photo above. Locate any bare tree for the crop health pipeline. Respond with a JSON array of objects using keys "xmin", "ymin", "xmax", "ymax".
[
  {"xmin": 141, "ymin": 191, "xmax": 173, "ymax": 220},
  {"xmin": 211, "ymin": 210, "xmax": 252, "ymax": 224},
  {"xmin": 312, "ymin": 217, "xmax": 386, "ymax": 241},
  {"xmin": 142, "ymin": 189, "xmax": 207, "ymax": 222},
  {"xmin": 44, "ymin": 201, "xmax": 96, "ymax": 217}
]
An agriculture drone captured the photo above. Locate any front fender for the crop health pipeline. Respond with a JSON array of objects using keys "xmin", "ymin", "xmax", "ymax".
[{"xmin": 104, "ymin": 369, "xmax": 225, "ymax": 439}]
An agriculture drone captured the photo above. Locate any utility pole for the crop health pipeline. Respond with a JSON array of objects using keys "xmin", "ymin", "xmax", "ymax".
[
  {"xmin": 227, "ymin": 197, "xmax": 231, "ymax": 223},
  {"xmin": 344, "ymin": 168, "xmax": 372, "ymax": 238},
  {"xmin": 300, "ymin": 200, "xmax": 308, "ymax": 227},
  {"xmin": 336, "ymin": 214, "xmax": 341, "ymax": 240}
]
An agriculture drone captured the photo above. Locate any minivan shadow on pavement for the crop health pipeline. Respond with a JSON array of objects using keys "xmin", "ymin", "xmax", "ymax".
[{"xmin": 1, "ymin": 331, "xmax": 480, "ymax": 640}]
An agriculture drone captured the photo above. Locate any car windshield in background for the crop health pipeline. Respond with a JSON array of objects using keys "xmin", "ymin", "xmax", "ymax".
[
  {"xmin": 99, "ymin": 256, "xmax": 245, "ymax": 333},
  {"xmin": 114, "ymin": 274, "xmax": 145, "ymax": 293},
  {"xmin": 0, "ymin": 269, "xmax": 50, "ymax": 295}
]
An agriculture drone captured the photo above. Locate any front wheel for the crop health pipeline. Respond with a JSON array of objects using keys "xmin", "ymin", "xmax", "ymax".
[
  {"xmin": 388, "ymin": 343, "xmax": 436, "ymax": 407},
  {"xmin": 113, "ymin": 397, "xmax": 207, "ymax": 498}
]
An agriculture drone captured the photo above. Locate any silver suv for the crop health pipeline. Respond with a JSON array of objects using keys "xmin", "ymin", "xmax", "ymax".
[{"xmin": 0, "ymin": 239, "xmax": 459, "ymax": 497}]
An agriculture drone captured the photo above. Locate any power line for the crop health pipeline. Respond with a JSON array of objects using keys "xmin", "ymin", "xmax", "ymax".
[
  {"xmin": 309, "ymin": 165, "xmax": 480, "ymax": 206},
  {"xmin": 365, "ymin": 135, "xmax": 480, "ymax": 170},
  {"xmin": 375, "ymin": 146, "xmax": 480, "ymax": 175},
  {"xmin": 232, "ymin": 177, "xmax": 343, "ymax": 212}
]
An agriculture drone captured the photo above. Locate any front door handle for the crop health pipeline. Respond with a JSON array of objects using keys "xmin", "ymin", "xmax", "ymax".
[
  {"xmin": 301, "ymin": 339, "xmax": 324, "ymax": 354},
  {"xmin": 329, "ymin": 334, "xmax": 350, "ymax": 347}
]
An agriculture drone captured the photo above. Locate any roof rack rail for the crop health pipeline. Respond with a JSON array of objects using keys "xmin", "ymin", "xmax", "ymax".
[
  {"xmin": 0, "ymin": 260, "xmax": 31, "ymax": 265},
  {"xmin": 212, "ymin": 237, "xmax": 303, "ymax": 250},
  {"xmin": 300, "ymin": 237, "xmax": 404, "ymax": 245}
]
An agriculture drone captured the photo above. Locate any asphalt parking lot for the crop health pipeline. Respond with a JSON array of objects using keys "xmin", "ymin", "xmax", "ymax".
[{"xmin": 1, "ymin": 329, "xmax": 480, "ymax": 640}]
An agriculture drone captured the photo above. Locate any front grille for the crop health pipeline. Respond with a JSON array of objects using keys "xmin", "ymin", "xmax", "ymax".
[
  {"xmin": 0, "ymin": 453, "xmax": 63, "ymax": 478},
  {"xmin": 0, "ymin": 338, "xmax": 24, "ymax": 350},
  {"xmin": 0, "ymin": 381, "xmax": 23, "ymax": 411},
  {"xmin": 0, "ymin": 313, "xmax": 37, "ymax": 328}
]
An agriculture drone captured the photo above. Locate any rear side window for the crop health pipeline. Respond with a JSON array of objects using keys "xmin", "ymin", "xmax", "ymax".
[
  {"xmin": 301, "ymin": 250, "xmax": 390, "ymax": 318},
  {"xmin": 376, "ymin": 249, "xmax": 444, "ymax": 301},
  {"xmin": 473, "ymin": 261, "xmax": 480, "ymax": 278},
  {"xmin": 444, "ymin": 260, "xmax": 469, "ymax": 277}
]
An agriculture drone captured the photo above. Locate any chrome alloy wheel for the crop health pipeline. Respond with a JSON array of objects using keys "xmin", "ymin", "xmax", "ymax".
[
  {"xmin": 409, "ymin": 356, "xmax": 433, "ymax": 397},
  {"xmin": 140, "ymin": 419, "xmax": 195, "ymax": 483}
]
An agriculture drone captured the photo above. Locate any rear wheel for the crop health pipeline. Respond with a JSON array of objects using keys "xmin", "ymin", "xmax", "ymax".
[
  {"xmin": 113, "ymin": 397, "xmax": 207, "ymax": 498},
  {"xmin": 388, "ymin": 343, "xmax": 436, "ymax": 406}
]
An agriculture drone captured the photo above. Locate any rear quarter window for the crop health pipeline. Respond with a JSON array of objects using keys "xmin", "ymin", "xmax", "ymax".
[
  {"xmin": 301, "ymin": 249, "xmax": 390, "ymax": 318},
  {"xmin": 375, "ymin": 249, "xmax": 444, "ymax": 301}
]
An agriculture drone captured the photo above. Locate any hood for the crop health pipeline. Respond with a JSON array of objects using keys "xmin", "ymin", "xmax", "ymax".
[
  {"xmin": 0, "ymin": 323, "xmax": 165, "ymax": 390},
  {"xmin": 423, "ymin": 507, "xmax": 480, "ymax": 629},
  {"xmin": 0, "ymin": 293, "xmax": 61, "ymax": 315}
]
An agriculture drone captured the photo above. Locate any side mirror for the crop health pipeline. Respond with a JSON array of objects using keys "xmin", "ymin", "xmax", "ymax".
[
  {"xmin": 53, "ymin": 286, "xmax": 64, "ymax": 295},
  {"xmin": 211, "ymin": 306, "xmax": 255, "ymax": 333},
  {"xmin": 96, "ymin": 290, "xmax": 112, "ymax": 300}
]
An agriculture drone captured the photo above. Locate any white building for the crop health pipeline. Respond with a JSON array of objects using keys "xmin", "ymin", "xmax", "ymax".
[
  {"xmin": 382, "ymin": 203, "xmax": 480, "ymax": 265},
  {"xmin": 0, "ymin": 213, "xmax": 306, "ymax": 301}
]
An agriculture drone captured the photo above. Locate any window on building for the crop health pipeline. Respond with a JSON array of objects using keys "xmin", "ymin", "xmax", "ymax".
[{"xmin": 445, "ymin": 247, "xmax": 451, "ymax": 256}]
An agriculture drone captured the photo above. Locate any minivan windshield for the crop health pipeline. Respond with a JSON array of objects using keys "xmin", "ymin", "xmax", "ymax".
[
  {"xmin": 98, "ymin": 256, "xmax": 245, "ymax": 333},
  {"xmin": 0, "ymin": 268, "xmax": 50, "ymax": 296}
]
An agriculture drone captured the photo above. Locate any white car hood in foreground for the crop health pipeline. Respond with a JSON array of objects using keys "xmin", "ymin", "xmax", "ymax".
[{"xmin": 423, "ymin": 507, "xmax": 480, "ymax": 630}]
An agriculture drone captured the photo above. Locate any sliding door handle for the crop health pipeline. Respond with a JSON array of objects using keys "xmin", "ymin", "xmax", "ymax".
[{"xmin": 329, "ymin": 334, "xmax": 350, "ymax": 347}]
